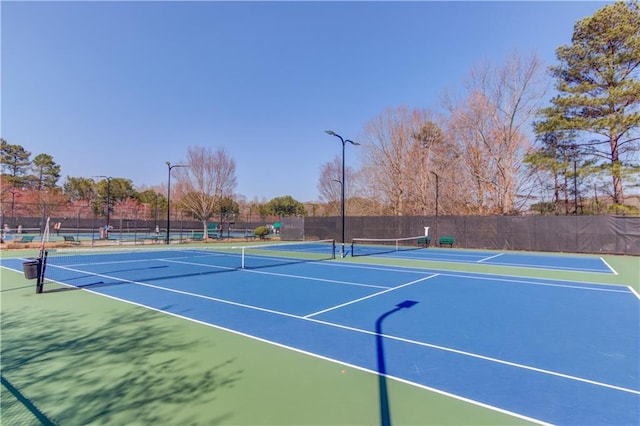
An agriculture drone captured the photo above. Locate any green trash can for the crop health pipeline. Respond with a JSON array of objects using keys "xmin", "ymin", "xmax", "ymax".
[{"xmin": 23, "ymin": 260, "xmax": 40, "ymax": 280}]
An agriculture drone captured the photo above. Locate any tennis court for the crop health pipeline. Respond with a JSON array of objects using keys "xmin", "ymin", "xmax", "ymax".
[
  {"xmin": 350, "ymin": 237, "xmax": 616, "ymax": 273},
  {"xmin": 1, "ymin": 241, "xmax": 638, "ymax": 425}
]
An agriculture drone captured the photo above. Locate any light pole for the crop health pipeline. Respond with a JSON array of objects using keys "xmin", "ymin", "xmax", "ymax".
[
  {"xmin": 431, "ymin": 171, "xmax": 439, "ymax": 243},
  {"xmin": 166, "ymin": 161, "xmax": 188, "ymax": 244},
  {"xmin": 325, "ymin": 130, "xmax": 360, "ymax": 257}
]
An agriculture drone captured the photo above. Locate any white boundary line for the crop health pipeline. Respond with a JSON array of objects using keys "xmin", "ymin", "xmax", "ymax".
[
  {"xmin": 320, "ymin": 261, "xmax": 637, "ymax": 292},
  {"xmin": 600, "ymin": 256, "xmax": 619, "ymax": 275},
  {"xmin": 628, "ymin": 285, "xmax": 640, "ymax": 301},
  {"xmin": 380, "ymin": 251, "xmax": 619, "ymax": 275},
  {"xmin": 477, "ymin": 253, "xmax": 505, "ymax": 263},
  {"xmin": 162, "ymin": 258, "xmax": 390, "ymax": 290},
  {"xmin": 304, "ymin": 274, "xmax": 439, "ymax": 318}
]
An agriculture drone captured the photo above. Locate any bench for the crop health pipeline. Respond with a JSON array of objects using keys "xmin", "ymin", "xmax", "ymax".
[
  {"xmin": 439, "ymin": 236, "xmax": 454, "ymax": 247},
  {"xmin": 192, "ymin": 233, "xmax": 205, "ymax": 241},
  {"xmin": 417, "ymin": 236, "xmax": 432, "ymax": 247},
  {"xmin": 63, "ymin": 235, "xmax": 80, "ymax": 245},
  {"xmin": 15, "ymin": 235, "xmax": 36, "ymax": 243}
]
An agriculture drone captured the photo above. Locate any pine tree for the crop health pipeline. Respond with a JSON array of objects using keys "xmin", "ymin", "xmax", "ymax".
[{"xmin": 537, "ymin": 1, "xmax": 640, "ymax": 205}]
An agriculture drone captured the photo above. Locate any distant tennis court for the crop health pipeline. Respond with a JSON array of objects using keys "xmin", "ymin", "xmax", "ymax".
[
  {"xmin": 350, "ymin": 238, "xmax": 616, "ymax": 273},
  {"xmin": 2, "ymin": 241, "xmax": 637, "ymax": 425}
]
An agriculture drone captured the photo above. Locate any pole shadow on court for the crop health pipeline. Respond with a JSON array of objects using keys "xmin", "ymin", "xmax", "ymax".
[{"xmin": 376, "ymin": 300, "xmax": 419, "ymax": 426}]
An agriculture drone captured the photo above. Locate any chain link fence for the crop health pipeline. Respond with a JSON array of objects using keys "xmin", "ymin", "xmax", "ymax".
[{"xmin": 0, "ymin": 202, "xmax": 280, "ymax": 245}]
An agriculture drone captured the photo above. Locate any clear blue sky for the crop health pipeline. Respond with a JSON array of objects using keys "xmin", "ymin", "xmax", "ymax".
[{"xmin": 1, "ymin": 1, "xmax": 609, "ymax": 202}]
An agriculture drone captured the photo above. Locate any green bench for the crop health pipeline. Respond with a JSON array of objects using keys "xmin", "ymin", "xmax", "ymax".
[
  {"xmin": 439, "ymin": 236, "xmax": 454, "ymax": 247},
  {"xmin": 63, "ymin": 235, "xmax": 80, "ymax": 245},
  {"xmin": 417, "ymin": 236, "xmax": 432, "ymax": 247},
  {"xmin": 15, "ymin": 235, "xmax": 36, "ymax": 243}
]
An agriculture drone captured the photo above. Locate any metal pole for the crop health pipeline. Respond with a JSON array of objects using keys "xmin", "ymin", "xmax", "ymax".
[
  {"xmin": 341, "ymin": 140, "xmax": 346, "ymax": 257},
  {"xmin": 431, "ymin": 171, "xmax": 439, "ymax": 243},
  {"xmin": 326, "ymin": 130, "xmax": 359, "ymax": 257},
  {"xmin": 166, "ymin": 162, "xmax": 188, "ymax": 244},
  {"xmin": 166, "ymin": 162, "xmax": 172, "ymax": 244},
  {"xmin": 106, "ymin": 178, "xmax": 111, "ymax": 229}
]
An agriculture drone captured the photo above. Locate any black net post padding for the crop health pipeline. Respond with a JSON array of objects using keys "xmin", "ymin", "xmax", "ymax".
[{"xmin": 35, "ymin": 251, "xmax": 48, "ymax": 294}]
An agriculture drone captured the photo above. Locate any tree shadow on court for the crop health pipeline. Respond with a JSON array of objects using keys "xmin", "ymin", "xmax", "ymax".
[
  {"xmin": 376, "ymin": 300, "xmax": 419, "ymax": 426},
  {"xmin": 42, "ymin": 252, "xmax": 334, "ymax": 293},
  {"xmin": 1, "ymin": 308, "xmax": 243, "ymax": 424}
]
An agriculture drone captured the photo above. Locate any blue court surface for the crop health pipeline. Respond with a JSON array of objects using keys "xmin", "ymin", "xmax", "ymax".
[
  {"xmin": 2, "ymin": 247, "xmax": 638, "ymax": 425},
  {"xmin": 351, "ymin": 245, "xmax": 617, "ymax": 273}
]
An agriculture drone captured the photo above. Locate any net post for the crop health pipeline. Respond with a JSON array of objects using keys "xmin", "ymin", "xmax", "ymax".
[
  {"xmin": 36, "ymin": 251, "xmax": 48, "ymax": 294},
  {"xmin": 333, "ymin": 239, "xmax": 336, "ymax": 259},
  {"xmin": 350, "ymin": 240, "xmax": 354, "ymax": 257},
  {"xmin": 241, "ymin": 247, "xmax": 246, "ymax": 269}
]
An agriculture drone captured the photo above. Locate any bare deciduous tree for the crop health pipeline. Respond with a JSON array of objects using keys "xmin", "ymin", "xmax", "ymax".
[
  {"xmin": 446, "ymin": 51, "xmax": 547, "ymax": 214},
  {"xmin": 174, "ymin": 146, "xmax": 237, "ymax": 237},
  {"xmin": 317, "ymin": 156, "xmax": 357, "ymax": 216},
  {"xmin": 360, "ymin": 106, "xmax": 437, "ymax": 216}
]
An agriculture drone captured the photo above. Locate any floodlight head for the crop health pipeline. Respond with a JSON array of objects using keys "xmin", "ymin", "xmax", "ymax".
[
  {"xmin": 346, "ymin": 139, "xmax": 360, "ymax": 146},
  {"xmin": 325, "ymin": 130, "xmax": 337, "ymax": 136},
  {"xmin": 166, "ymin": 161, "xmax": 171, "ymax": 167}
]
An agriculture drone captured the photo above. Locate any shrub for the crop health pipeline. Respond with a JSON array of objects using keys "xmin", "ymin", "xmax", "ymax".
[{"xmin": 254, "ymin": 226, "xmax": 270, "ymax": 239}]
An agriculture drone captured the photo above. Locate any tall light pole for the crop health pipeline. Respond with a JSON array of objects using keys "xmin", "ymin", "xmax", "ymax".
[
  {"xmin": 430, "ymin": 171, "xmax": 439, "ymax": 243},
  {"xmin": 417, "ymin": 123, "xmax": 441, "ymax": 244},
  {"xmin": 166, "ymin": 162, "xmax": 188, "ymax": 244},
  {"xmin": 325, "ymin": 130, "xmax": 360, "ymax": 257}
]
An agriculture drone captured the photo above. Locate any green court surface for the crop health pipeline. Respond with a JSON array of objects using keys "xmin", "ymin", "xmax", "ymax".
[{"xmin": 1, "ymin": 248, "xmax": 637, "ymax": 425}]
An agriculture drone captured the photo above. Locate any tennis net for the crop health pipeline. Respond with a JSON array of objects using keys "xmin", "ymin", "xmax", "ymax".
[
  {"xmin": 351, "ymin": 236, "xmax": 428, "ymax": 257},
  {"xmin": 39, "ymin": 239, "xmax": 336, "ymax": 284}
]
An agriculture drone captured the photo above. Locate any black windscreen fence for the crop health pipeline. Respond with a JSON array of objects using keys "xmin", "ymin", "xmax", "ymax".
[{"xmin": 293, "ymin": 215, "xmax": 640, "ymax": 255}]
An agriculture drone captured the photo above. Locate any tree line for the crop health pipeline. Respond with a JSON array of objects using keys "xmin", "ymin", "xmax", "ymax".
[
  {"xmin": 0, "ymin": 140, "xmax": 305, "ymax": 232},
  {"xmin": 2, "ymin": 2, "xmax": 639, "ymax": 225}
]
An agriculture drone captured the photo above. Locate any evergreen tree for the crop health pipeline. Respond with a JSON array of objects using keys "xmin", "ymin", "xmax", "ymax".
[
  {"xmin": 264, "ymin": 195, "xmax": 306, "ymax": 217},
  {"xmin": 537, "ymin": 1, "xmax": 640, "ymax": 205},
  {"xmin": 31, "ymin": 153, "xmax": 61, "ymax": 189},
  {"xmin": 64, "ymin": 176, "xmax": 97, "ymax": 203},
  {"xmin": 0, "ymin": 138, "xmax": 32, "ymax": 187}
]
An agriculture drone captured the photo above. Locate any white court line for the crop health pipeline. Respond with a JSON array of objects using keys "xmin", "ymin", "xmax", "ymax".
[
  {"xmin": 49, "ymin": 264, "xmax": 307, "ymax": 319},
  {"xmin": 600, "ymin": 257, "xmax": 619, "ymax": 275},
  {"xmin": 58, "ymin": 252, "xmax": 232, "ymax": 268},
  {"xmin": 162, "ymin": 258, "xmax": 389, "ymax": 290},
  {"xmin": 477, "ymin": 253, "xmax": 505, "ymax": 263},
  {"xmin": 304, "ymin": 274, "xmax": 439, "ymax": 318},
  {"xmin": 43, "ymin": 262, "xmax": 640, "ymax": 397},
  {"xmin": 319, "ymin": 263, "xmax": 628, "ymax": 293},
  {"xmin": 442, "ymin": 272, "xmax": 631, "ymax": 294},
  {"xmin": 384, "ymin": 250, "xmax": 618, "ymax": 274}
]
